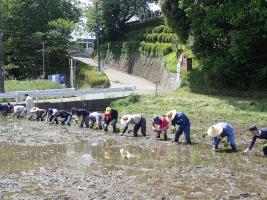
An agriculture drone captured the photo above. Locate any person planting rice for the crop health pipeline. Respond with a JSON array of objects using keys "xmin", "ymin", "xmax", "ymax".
[
  {"xmin": 152, "ymin": 115, "xmax": 169, "ymax": 141},
  {"xmin": 51, "ymin": 110, "xmax": 72, "ymax": 126},
  {"xmin": 47, "ymin": 108, "xmax": 58, "ymax": 123},
  {"xmin": 10, "ymin": 105, "xmax": 26, "ymax": 118},
  {"xmin": 0, "ymin": 102, "xmax": 13, "ymax": 116},
  {"xmin": 166, "ymin": 110, "xmax": 191, "ymax": 144},
  {"xmin": 71, "ymin": 107, "xmax": 90, "ymax": 128},
  {"xmin": 207, "ymin": 122, "xmax": 237, "ymax": 152},
  {"xmin": 30, "ymin": 107, "xmax": 47, "ymax": 121},
  {"xmin": 120, "ymin": 114, "xmax": 146, "ymax": 137},
  {"xmin": 103, "ymin": 107, "xmax": 118, "ymax": 133},
  {"xmin": 89, "ymin": 112, "xmax": 103, "ymax": 129},
  {"xmin": 244, "ymin": 125, "xmax": 267, "ymax": 156}
]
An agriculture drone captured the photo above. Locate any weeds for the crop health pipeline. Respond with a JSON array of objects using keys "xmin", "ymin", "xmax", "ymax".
[
  {"xmin": 76, "ymin": 61, "xmax": 110, "ymax": 89},
  {"xmin": 111, "ymin": 94, "xmax": 140, "ymax": 108},
  {"xmin": 111, "ymin": 89, "xmax": 267, "ymax": 135},
  {"xmin": 5, "ymin": 80, "xmax": 62, "ymax": 92}
]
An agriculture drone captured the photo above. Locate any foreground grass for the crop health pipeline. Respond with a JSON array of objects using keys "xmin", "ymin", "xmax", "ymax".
[
  {"xmin": 111, "ymin": 89, "xmax": 267, "ymax": 137},
  {"xmin": 77, "ymin": 61, "xmax": 110, "ymax": 89},
  {"xmin": 5, "ymin": 80, "xmax": 62, "ymax": 92}
]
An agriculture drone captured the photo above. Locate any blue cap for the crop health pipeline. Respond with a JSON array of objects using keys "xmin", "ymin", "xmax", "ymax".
[
  {"xmin": 153, "ymin": 115, "xmax": 160, "ymax": 124},
  {"xmin": 248, "ymin": 125, "xmax": 257, "ymax": 131}
]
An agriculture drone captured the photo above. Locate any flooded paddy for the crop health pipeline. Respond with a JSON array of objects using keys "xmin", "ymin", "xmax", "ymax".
[{"xmin": 0, "ymin": 119, "xmax": 266, "ymax": 199}]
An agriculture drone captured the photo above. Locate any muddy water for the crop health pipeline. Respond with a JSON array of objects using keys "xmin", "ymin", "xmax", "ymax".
[{"xmin": 0, "ymin": 120, "xmax": 266, "ymax": 199}]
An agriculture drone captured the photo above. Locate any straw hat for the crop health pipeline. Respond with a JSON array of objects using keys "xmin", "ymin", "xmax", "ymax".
[
  {"xmin": 121, "ymin": 115, "xmax": 132, "ymax": 125},
  {"xmin": 105, "ymin": 107, "xmax": 111, "ymax": 114},
  {"xmin": 207, "ymin": 124, "xmax": 223, "ymax": 138},
  {"xmin": 30, "ymin": 107, "xmax": 39, "ymax": 113},
  {"xmin": 166, "ymin": 110, "xmax": 176, "ymax": 122}
]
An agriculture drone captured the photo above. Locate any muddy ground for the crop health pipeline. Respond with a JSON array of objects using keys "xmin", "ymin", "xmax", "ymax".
[{"xmin": 0, "ymin": 117, "xmax": 266, "ymax": 200}]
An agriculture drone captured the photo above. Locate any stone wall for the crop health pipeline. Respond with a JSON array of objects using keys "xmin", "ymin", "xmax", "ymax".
[{"xmin": 108, "ymin": 54, "xmax": 178, "ymax": 91}]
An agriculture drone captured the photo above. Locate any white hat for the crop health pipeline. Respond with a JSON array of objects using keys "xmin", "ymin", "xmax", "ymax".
[
  {"xmin": 121, "ymin": 115, "xmax": 132, "ymax": 125},
  {"xmin": 207, "ymin": 124, "xmax": 223, "ymax": 137},
  {"xmin": 166, "ymin": 110, "xmax": 176, "ymax": 122},
  {"xmin": 30, "ymin": 107, "xmax": 39, "ymax": 113}
]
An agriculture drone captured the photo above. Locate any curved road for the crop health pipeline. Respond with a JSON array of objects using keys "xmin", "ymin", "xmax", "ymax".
[{"xmin": 73, "ymin": 57, "xmax": 157, "ymax": 91}]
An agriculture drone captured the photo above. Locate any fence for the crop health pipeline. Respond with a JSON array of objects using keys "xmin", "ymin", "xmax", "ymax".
[{"xmin": 0, "ymin": 87, "xmax": 136, "ymax": 103}]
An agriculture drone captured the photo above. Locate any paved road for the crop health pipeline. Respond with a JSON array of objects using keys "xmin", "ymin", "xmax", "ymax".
[{"xmin": 73, "ymin": 57, "xmax": 157, "ymax": 90}]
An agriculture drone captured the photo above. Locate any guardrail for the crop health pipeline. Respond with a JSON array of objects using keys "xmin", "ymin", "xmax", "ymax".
[{"xmin": 0, "ymin": 87, "xmax": 136, "ymax": 103}]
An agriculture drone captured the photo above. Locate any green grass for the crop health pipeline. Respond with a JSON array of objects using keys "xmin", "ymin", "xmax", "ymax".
[
  {"xmin": 5, "ymin": 80, "xmax": 62, "ymax": 92},
  {"xmin": 164, "ymin": 52, "xmax": 177, "ymax": 73},
  {"xmin": 76, "ymin": 61, "xmax": 110, "ymax": 89},
  {"xmin": 110, "ymin": 89, "xmax": 267, "ymax": 135}
]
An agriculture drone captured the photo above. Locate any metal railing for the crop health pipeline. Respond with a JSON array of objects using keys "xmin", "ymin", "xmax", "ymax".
[{"xmin": 0, "ymin": 87, "xmax": 136, "ymax": 103}]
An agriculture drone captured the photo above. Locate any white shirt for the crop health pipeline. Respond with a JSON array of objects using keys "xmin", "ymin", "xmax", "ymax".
[
  {"xmin": 26, "ymin": 96, "xmax": 33, "ymax": 108},
  {"xmin": 14, "ymin": 105, "xmax": 26, "ymax": 114},
  {"xmin": 89, "ymin": 112, "xmax": 102, "ymax": 120},
  {"xmin": 128, "ymin": 114, "xmax": 142, "ymax": 125}
]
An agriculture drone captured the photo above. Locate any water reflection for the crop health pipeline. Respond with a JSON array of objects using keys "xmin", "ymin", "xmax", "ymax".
[{"xmin": 0, "ymin": 140, "xmax": 266, "ymax": 175}]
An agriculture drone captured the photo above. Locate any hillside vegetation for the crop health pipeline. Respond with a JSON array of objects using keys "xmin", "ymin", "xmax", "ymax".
[
  {"xmin": 160, "ymin": 0, "xmax": 267, "ymax": 90},
  {"xmin": 103, "ymin": 18, "xmax": 188, "ymax": 73}
]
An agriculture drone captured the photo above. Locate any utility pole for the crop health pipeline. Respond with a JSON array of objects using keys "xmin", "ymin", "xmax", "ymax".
[
  {"xmin": 0, "ymin": 7, "xmax": 5, "ymax": 93},
  {"xmin": 69, "ymin": 58, "xmax": 76, "ymax": 89},
  {"xmin": 95, "ymin": 0, "xmax": 101, "ymax": 72},
  {"xmin": 42, "ymin": 41, "xmax": 45, "ymax": 79}
]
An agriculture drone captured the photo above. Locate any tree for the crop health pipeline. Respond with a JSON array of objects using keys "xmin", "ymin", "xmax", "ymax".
[
  {"xmin": 160, "ymin": 0, "xmax": 267, "ymax": 90},
  {"xmin": 160, "ymin": 0, "xmax": 189, "ymax": 43},
  {"xmin": 86, "ymin": 0, "xmax": 158, "ymax": 41},
  {"xmin": 2, "ymin": 0, "xmax": 80, "ymax": 79}
]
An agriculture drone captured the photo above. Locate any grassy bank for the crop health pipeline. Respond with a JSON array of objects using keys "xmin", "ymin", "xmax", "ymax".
[
  {"xmin": 76, "ymin": 61, "xmax": 110, "ymax": 89},
  {"xmin": 111, "ymin": 89, "xmax": 267, "ymax": 138},
  {"xmin": 5, "ymin": 80, "xmax": 62, "ymax": 92}
]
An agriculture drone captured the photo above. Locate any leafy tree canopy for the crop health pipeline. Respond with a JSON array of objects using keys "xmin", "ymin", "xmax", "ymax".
[
  {"xmin": 160, "ymin": 0, "xmax": 267, "ymax": 90},
  {"xmin": 1, "ymin": 0, "xmax": 80, "ymax": 79},
  {"xmin": 85, "ymin": 0, "xmax": 158, "ymax": 41}
]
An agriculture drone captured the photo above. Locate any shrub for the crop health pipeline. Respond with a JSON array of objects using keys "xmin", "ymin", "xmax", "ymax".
[
  {"xmin": 111, "ymin": 94, "xmax": 140, "ymax": 107},
  {"xmin": 76, "ymin": 61, "xmax": 110, "ymax": 89},
  {"xmin": 140, "ymin": 42, "xmax": 173, "ymax": 56}
]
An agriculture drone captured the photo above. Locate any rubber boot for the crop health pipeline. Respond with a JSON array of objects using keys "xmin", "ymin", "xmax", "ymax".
[
  {"xmin": 164, "ymin": 133, "xmax": 167, "ymax": 141},
  {"xmin": 230, "ymin": 144, "xmax": 237, "ymax": 152},
  {"xmin": 104, "ymin": 124, "xmax": 108, "ymax": 132},
  {"xmin": 263, "ymin": 146, "xmax": 267, "ymax": 157},
  {"xmin": 133, "ymin": 131, "xmax": 138, "ymax": 137},
  {"xmin": 186, "ymin": 140, "xmax": 192, "ymax": 145}
]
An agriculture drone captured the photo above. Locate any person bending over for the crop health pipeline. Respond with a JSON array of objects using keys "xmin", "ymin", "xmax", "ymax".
[
  {"xmin": 244, "ymin": 125, "xmax": 267, "ymax": 156},
  {"xmin": 71, "ymin": 107, "xmax": 90, "ymax": 128},
  {"xmin": 120, "ymin": 114, "xmax": 146, "ymax": 137},
  {"xmin": 103, "ymin": 107, "xmax": 118, "ymax": 133},
  {"xmin": 152, "ymin": 115, "xmax": 169, "ymax": 141},
  {"xmin": 207, "ymin": 122, "xmax": 237, "ymax": 152}
]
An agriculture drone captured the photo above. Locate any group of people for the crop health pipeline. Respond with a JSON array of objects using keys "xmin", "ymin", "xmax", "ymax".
[{"xmin": 0, "ymin": 95, "xmax": 266, "ymax": 156}]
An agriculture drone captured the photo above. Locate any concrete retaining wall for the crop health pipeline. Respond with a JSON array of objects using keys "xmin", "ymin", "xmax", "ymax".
[
  {"xmin": 108, "ymin": 54, "xmax": 178, "ymax": 91},
  {"xmin": 20, "ymin": 98, "xmax": 121, "ymax": 112}
]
